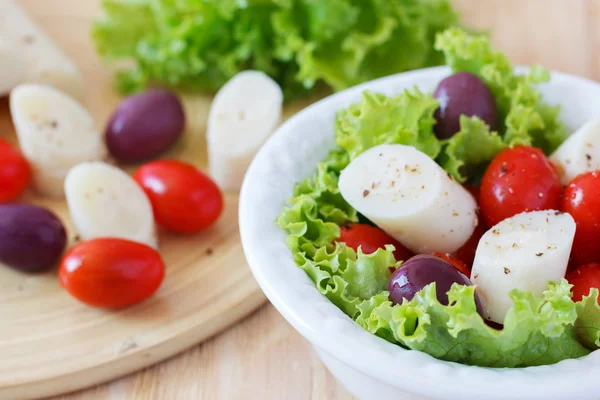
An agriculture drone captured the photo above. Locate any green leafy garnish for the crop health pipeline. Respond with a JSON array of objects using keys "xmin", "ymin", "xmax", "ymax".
[
  {"xmin": 575, "ymin": 289, "xmax": 600, "ymax": 349},
  {"xmin": 357, "ymin": 280, "xmax": 590, "ymax": 367},
  {"xmin": 92, "ymin": 0, "xmax": 461, "ymax": 96},
  {"xmin": 335, "ymin": 89, "xmax": 441, "ymax": 161}
]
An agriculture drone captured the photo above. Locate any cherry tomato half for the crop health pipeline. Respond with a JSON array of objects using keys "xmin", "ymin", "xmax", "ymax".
[
  {"xmin": 339, "ymin": 223, "xmax": 414, "ymax": 262},
  {"xmin": 566, "ymin": 263, "xmax": 600, "ymax": 303},
  {"xmin": 0, "ymin": 139, "xmax": 31, "ymax": 203},
  {"xmin": 562, "ymin": 171, "xmax": 600, "ymax": 266},
  {"xmin": 480, "ymin": 146, "xmax": 562, "ymax": 227},
  {"xmin": 133, "ymin": 160, "xmax": 224, "ymax": 233},
  {"xmin": 432, "ymin": 252, "xmax": 471, "ymax": 277},
  {"xmin": 59, "ymin": 238, "xmax": 165, "ymax": 308}
]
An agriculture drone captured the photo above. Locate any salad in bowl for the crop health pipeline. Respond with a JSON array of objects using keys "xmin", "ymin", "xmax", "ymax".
[{"xmin": 240, "ymin": 27, "xmax": 600, "ymax": 399}]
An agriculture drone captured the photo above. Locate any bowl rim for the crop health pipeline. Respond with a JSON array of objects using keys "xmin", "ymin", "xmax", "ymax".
[{"xmin": 239, "ymin": 65, "xmax": 600, "ymax": 400}]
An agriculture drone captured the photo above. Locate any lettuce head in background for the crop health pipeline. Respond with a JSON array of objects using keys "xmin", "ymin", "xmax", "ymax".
[{"xmin": 92, "ymin": 0, "xmax": 462, "ymax": 97}]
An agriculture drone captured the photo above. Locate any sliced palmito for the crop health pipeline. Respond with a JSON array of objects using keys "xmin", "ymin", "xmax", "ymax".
[
  {"xmin": 65, "ymin": 162, "xmax": 158, "ymax": 249},
  {"xmin": 207, "ymin": 70, "xmax": 283, "ymax": 191},
  {"xmin": 10, "ymin": 84, "xmax": 105, "ymax": 196},
  {"xmin": 0, "ymin": 0, "xmax": 83, "ymax": 99},
  {"xmin": 0, "ymin": 36, "xmax": 23, "ymax": 96},
  {"xmin": 471, "ymin": 210, "xmax": 576, "ymax": 324},
  {"xmin": 550, "ymin": 119, "xmax": 600, "ymax": 185},
  {"xmin": 338, "ymin": 144, "xmax": 478, "ymax": 254}
]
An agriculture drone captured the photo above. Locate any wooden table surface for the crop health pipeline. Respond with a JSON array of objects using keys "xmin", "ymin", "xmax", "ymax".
[{"xmin": 36, "ymin": 0, "xmax": 599, "ymax": 399}]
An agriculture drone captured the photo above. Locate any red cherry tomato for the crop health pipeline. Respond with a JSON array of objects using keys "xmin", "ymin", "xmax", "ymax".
[
  {"xmin": 565, "ymin": 263, "xmax": 600, "ymax": 303},
  {"xmin": 453, "ymin": 220, "xmax": 487, "ymax": 267},
  {"xmin": 432, "ymin": 252, "xmax": 471, "ymax": 276},
  {"xmin": 133, "ymin": 160, "xmax": 224, "ymax": 233},
  {"xmin": 339, "ymin": 223, "xmax": 414, "ymax": 262},
  {"xmin": 562, "ymin": 171, "xmax": 600, "ymax": 266},
  {"xmin": 463, "ymin": 184, "xmax": 480, "ymax": 202},
  {"xmin": 479, "ymin": 146, "xmax": 562, "ymax": 227},
  {"xmin": 59, "ymin": 238, "xmax": 165, "ymax": 308},
  {"xmin": 0, "ymin": 139, "xmax": 31, "ymax": 203}
]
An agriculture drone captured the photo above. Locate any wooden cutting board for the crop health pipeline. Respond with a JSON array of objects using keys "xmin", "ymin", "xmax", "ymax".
[{"xmin": 0, "ymin": 1, "xmax": 321, "ymax": 399}]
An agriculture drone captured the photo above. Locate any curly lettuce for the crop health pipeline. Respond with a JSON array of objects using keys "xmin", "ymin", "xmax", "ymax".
[
  {"xmin": 335, "ymin": 89, "xmax": 441, "ymax": 160},
  {"xmin": 92, "ymin": 0, "xmax": 460, "ymax": 96},
  {"xmin": 356, "ymin": 280, "xmax": 590, "ymax": 367}
]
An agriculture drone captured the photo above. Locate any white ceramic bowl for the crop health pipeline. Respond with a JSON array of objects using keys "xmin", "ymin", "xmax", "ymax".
[{"xmin": 239, "ymin": 66, "xmax": 600, "ymax": 400}]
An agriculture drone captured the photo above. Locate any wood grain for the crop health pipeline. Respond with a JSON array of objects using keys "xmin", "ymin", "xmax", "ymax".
[{"xmin": 12, "ymin": 0, "xmax": 600, "ymax": 399}]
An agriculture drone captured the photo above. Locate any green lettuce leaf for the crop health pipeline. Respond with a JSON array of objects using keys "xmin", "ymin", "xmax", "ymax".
[
  {"xmin": 357, "ymin": 280, "xmax": 590, "ymax": 367},
  {"xmin": 438, "ymin": 115, "xmax": 506, "ymax": 182},
  {"xmin": 294, "ymin": 243, "xmax": 397, "ymax": 318},
  {"xmin": 277, "ymin": 148, "xmax": 355, "ymax": 257},
  {"xmin": 575, "ymin": 289, "xmax": 600, "ymax": 349},
  {"xmin": 335, "ymin": 89, "xmax": 441, "ymax": 160},
  {"xmin": 434, "ymin": 28, "xmax": 568, "ymax": 181},
  {"xmin": 93, "ymin": 0, "xmax": 460, "ymax": 96}
]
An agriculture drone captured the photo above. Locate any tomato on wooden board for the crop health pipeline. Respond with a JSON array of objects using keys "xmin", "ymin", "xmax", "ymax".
[
  {"xmin": 59, "ymin": 238, "xmax": 165, "ymax": 308},
  {"xmin": 0, "ymin": 139, "xmax": 31, "ymax": 203},
  {"xmin": 432, "ymin": 252, "xmax": 471, "ymax": 276},
  {"xmin": 339, "ymin": 223, "xmax": 414, "ymax": 262},
  {"xmin": 133, "ymin": 160, "xmax": 223, "ymax": 233},
  {"xmin": 562, "ymin": 171, "xmax": 600, "ymax": 266},
  {"xmin": 479, "ymin": 146, "xmax": 562, "ymax": 227},
  {"xmin": 566, "ymin": 263, "xmax": 600, "ymax": 303}
]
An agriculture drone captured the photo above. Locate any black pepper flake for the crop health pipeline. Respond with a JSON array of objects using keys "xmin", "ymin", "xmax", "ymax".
[
  {"xmin": 474, "ymin": 273, "xmax": 479, "ymax": 279},
  {"xmin": 447, "ymin": 172, "xmax": 453, "ymax": 180},
  {"xmin": 363, "ymin": 189, "xmax": 370, "ymax": 198},
  {"xmin": 342, "ymin": 223, "xmax": 352, "ymax": 230},
  {"xmin": 553, "ymin": 211, "xmax": 564, "ymax": 216},
  {"xmin": 492, "ymin": 229, "xmax": 500, "ymax": 235},
  {"xmin": 586, "ymin": 154, "xmax": 592, "ymax": 161},
  {"xmin": 73, "ymin": 234, "xmax": 81, "ymax": 242},
  {"xmin": 536, "ymin": 252, "xmax": 544, "ymax": 257},
  {"xmin": 379, "ymin": 153, "xmax": 383, "ymax": 156},
  {"xmin": 500, "ymin": 166, "xmax": 508, "ymax": 174},
  {"xmin": 503, "ymin": 267, "xmax": 511, "ymax": 274},
  {"xmin": 206, "ymin": 248, "xmax": 214, "ymax": 256},
  {"xmin": 50, "ymin": 120, "xmax": 58, "ymax": 129}
]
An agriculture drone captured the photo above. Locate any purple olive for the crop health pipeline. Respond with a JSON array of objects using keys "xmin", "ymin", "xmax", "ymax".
[
  {"xmin": 0, "ymin": 204, "xmax": 67, "ymax": 272},
  {"xmin": 105, "ymin": 89, "xmax": 185, "ymax": 163},
  {"xmin": 388, "ymin": 254, "xmax": 483, "ymax": 313},
  {"xmin": 433, "ymin": 72, "xmax": 499, "ymax": 139}
]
